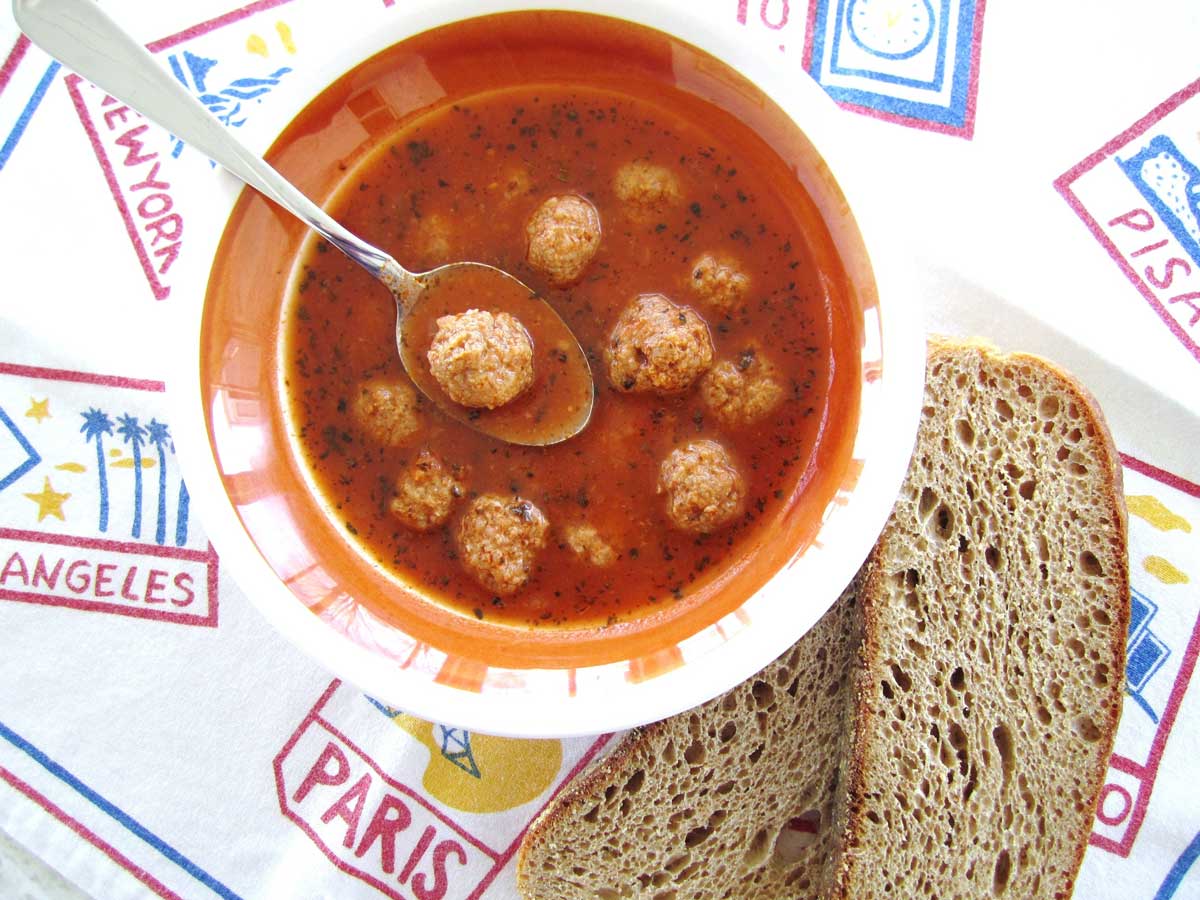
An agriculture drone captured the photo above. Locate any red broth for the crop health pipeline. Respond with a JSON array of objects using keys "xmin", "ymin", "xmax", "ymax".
[{"xmin": 207, "ymin": 12, "xmax": 864, "ymax": 660}]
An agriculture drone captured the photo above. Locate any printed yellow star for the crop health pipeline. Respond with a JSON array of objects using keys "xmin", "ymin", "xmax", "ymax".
[
  {"xmin": 25, "ymin": 397, "xmax": 51, "ymax": 424},
  {"xmin": 24, "ymin": 477, "xmax": 70, "ymax": 522}
]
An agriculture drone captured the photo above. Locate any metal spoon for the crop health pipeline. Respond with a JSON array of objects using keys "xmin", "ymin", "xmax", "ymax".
[{"xmin": 14, "ymin": 0, "xmax": 594, "ymax": 447}]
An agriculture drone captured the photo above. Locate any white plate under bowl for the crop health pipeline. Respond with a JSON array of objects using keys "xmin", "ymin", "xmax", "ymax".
[{"xmin": 167, "ymin": 0, "xmax": 926, "ymax": 737}]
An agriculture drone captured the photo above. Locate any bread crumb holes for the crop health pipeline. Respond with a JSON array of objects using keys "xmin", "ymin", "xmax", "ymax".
[
  {"xmin": 772, "ymin": 811, "xmax": 820, "ymax": 864},
  {"xmin": 664, "ymin": 852, "xmax": 690, "ymax": 873},
  {"xmin": 950, "ymin": 667, "xmax": 966, "ymax": 691},
  {"xmin": 955, "ymin": 419, "xmax": 976, "ymax": 447},
  {"xmin": 918, "ymin": 486, "xmax": 937, "ymax": 519},
  {"xmin": 742, "ymin": 827, "xmax": 773, "ymax": 868},
  {"xmin": 929, "ymin": 504, "xmax": 955, "ymax": 541},
  {"xmin": 1073, "ymin": 716, "xmax": 1102, "ymax": 742},
  {"xmin": 1079, "ymin": 550, "xmax": 1103, "ymax": 576},
  {"xmin": 752, "ymin": 679, "xmax": 775, "ymax": 709},
  {"xmin": 992, "ymin": 849, "xmax": 1011, "ymax": 895}
]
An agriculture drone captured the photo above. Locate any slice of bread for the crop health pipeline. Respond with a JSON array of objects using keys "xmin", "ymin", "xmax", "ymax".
[
  {"xmin": 517, "ymin": 337, "xmax": 1128, "ymax": 900},
  {"xmin": 828, "ymin": 337, "xmax": 1128, "ymax": 899},
  {"xmin": 517, "ymin": 578, "xmax": 864, "ymax": 899}
]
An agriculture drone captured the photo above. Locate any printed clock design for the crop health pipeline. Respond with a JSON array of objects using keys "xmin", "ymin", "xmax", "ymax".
[{"xmin": 847, "ymin": 0, "xmax": 936, "ymax": 60}]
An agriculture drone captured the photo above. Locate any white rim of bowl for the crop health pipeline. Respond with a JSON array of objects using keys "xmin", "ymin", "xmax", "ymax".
[{"xmin": 167, "ymin": 0, "xmax": 927, "ymax": 737}]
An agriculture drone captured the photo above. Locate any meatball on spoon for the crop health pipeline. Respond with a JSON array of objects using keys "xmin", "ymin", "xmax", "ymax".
[{"xmin": 15, "ymin": 0, "xmax": 594, "ymax": 446}]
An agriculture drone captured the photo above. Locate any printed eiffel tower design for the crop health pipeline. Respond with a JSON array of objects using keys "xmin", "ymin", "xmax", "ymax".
[
  {"xmin": 437, "ymin": 726, "xmax": 481, "ymax": 779},
  {"xmin": 365, "ymin": 697, "xmax": 482, "ymax": 778}
]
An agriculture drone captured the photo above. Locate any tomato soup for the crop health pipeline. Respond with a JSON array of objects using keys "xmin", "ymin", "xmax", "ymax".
[{"xmin": 210, "ymin": 11, "xmax": 863, "ymax": 651}]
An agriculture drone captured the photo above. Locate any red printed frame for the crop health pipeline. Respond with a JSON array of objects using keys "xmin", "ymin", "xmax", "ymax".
[
  {"xmin": 273, "ymin": 680, "xmax": 614, "ymax": 900},
  {"xmin": 1088, "ymin": 454, "xmax": 1200, "ymax": 857},
  {"xmin": 62, "ymin": 0, "xmax": 297, "ymax": 301},
  {"xmin": 0, "ymin": 361, "xmax": 219, "ymax": 628},
  {"xmin": 1055, "ymin": 77, "xmax": 1200, "ymax": 366}
]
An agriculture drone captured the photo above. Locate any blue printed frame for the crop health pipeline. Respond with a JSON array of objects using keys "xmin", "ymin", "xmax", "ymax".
[{"xmin": 805, "ymin": 0, "xmax": 985, "ymax": 137}]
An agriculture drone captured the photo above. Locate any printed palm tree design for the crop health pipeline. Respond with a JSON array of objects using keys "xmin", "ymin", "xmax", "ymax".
[
  {"xmin": 146, "ymin": 418, "xmax": 172, "ymax": 545},
  {"xmin": 116, "ymin": 413, "xmax": 148, "ymax": 538},
  {"xmin": 176, "ymin": 479, "xmax": 190, "ymax": 547},
  {"xmin": 79, "ymin": 408, "xmax": 114, "ymax": 532}
]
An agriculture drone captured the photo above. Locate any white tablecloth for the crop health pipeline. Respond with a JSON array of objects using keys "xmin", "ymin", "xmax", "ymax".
[{"xmin": 1, "ymin": 1, "xmax": 1198, "ymax": 898}]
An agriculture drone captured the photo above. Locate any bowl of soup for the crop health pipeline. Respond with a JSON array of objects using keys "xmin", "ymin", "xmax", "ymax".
[{"xmin": 168, "ymin": 0, "xmax": 925, "ymax": 736}]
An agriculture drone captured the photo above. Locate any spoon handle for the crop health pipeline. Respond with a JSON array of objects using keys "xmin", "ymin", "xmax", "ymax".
[{"xmin": 13, "ymin": 0, "xmax": 417, "ymax": 292}]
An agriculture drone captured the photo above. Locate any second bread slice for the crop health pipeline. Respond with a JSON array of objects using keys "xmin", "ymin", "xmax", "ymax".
[{"xmin": 517, "ymin": 579, "xmax": 862, "ymax": 899}]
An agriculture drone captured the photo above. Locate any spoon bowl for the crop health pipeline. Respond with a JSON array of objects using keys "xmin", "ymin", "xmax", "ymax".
[
  {"xmin": 15, "ymin": 0, "xmax": 594, "ymax": 447},
  {"xmin": 395, "ymin": 263, "xmax": 594, "ymax": 446}
]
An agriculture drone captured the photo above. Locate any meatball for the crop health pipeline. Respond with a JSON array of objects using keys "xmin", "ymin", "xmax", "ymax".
[
  {"xmin": 410, "ymin": 212, "xmax": 452, "ymax": 268},
  {"xmin": 389, "ymin": 450, "xmax": 463, "ymax": 531},
  {"xmin": 606, "ymin": 293, "xmax": 714, "ymax": 394},
  {"xmin": 427, "ymin": 309, "xmax": 534, "ymax": 409},
  {"xmin": 457, "ymin": 494, "xmax": 550, "ymax": 594},
  {"xmin": 699, "ymin": 346, "xmax": 785, "ymax": 426},
  {"xmin": 525, "ymin": 194, "xmax": 602, "ymax": 285},
  {"xmin": 613, "ymin": 160, "xmax": 681, "ymax": 214},
  {"xmin": 658, "ymin": 440, "xmax": 745, "ymax": 533},
  {"xmin": 352, "ymin": 379, "xmax": 421, "ymax": 446},
  {"xmin": 487, "ymin": 166, "xmax": 532, "ymax": 202},
  {"xmin": 562, "ymin": 523, "xmax": 616, "ymax": 567},
  {"xmin": 690, "ymin": 253, "xmax": 749, "ymax": 312}
]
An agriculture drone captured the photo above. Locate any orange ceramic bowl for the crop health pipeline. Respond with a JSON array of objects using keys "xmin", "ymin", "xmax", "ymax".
[{"xmin": 168, "ymin": 0, "xmax": 924, "ymax": 736}]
